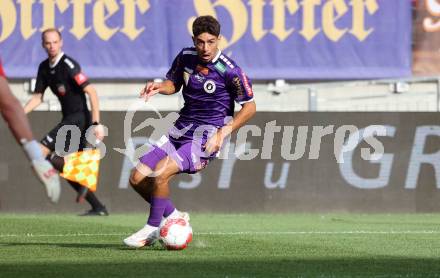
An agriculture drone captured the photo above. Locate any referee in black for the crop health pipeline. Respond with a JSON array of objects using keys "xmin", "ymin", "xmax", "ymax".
[{"xmin": 24, "ymin": 28, "xmax": 108, "ymax": 216}]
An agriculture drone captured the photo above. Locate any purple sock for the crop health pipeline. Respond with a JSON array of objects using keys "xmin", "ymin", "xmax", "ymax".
[
  {"xmin": 163, "ymin": 200, "xmax": 176, "ymax": 218},
  {"xmin": 147, "ymin": 197, "xmax": 168, "ymax": 227},
  {"xmin": 144, "ymin": 197, "xmax": 174, "ymax": 218}
]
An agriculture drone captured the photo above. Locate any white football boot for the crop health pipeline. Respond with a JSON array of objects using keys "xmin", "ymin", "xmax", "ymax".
[
  {"xmin": 123, "ymin": 225, "xmax": 159, "ymax": 248},
  {"xmin": 31, "ymin": 160, "xmax": 61, "ymax": 203}
]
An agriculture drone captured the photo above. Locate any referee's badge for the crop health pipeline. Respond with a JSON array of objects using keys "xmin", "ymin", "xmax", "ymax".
[
  {"xmin": 203, "ymin": 80, "xmax": 216, "ymax": 94},
  {"xmin": 57, "ymin": 84, "xmax": 66, "ymax": 96}
]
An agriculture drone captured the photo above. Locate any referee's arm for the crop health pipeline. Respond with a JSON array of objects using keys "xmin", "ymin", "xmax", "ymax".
[
  {"xmin": 24, "ymin": 93, "xmax": 43, "ymax": 114},
  {"xmin": 83, "ymin": 84, "xmax": 104, "ymax": 141},
  {"xmin": 83, "ymin": 85, "xmax": 99, "ymax": 123}
]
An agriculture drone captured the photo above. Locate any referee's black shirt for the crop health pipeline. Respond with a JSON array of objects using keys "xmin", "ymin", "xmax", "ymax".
[{"xmin": 34, "ymin": 54, "xmax": 90, "ymax": 118}]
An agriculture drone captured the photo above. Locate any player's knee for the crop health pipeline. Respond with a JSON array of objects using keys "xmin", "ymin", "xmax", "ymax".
[
  {"xmin": 129, "ymin": 168, "xmax": 143, "ymax": 186},
  {"xmin": 153, "ymin": 159, "xmax": 176, "ymax": 185},
  {"xmin": 153, "ymin": 170, "xmax": 172, "ymax": 188}
]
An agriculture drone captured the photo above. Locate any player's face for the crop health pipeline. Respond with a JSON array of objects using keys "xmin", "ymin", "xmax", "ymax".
[
  {"xmin": 42, "ymin": 31, "xmax": 63, "ymax": 59},
  {"xmin": 193, "ymin": 32, "xmax": 219, "ymax": 63}
]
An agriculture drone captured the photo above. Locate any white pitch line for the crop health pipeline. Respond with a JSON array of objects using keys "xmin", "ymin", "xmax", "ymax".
[
  {"xmin": 0, "ymin": 230, "xmax": 440, "ymax": 238},
  {"xmin": 198, "ymin": 230, "xmax": 440, "ymax": 235}
]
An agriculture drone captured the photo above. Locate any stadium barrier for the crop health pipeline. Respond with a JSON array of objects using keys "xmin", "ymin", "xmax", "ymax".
[
  {"xmin": 11, "ymin": 75, "xmax": 440, "ymax": 113},
  {"xmin": 1, "ymin": 111, "xmax": 439, "ymax": 213}
]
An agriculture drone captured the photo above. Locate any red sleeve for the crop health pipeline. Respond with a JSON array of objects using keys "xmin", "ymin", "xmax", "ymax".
[
  {"xmin": 0, "ymin": 60, "xmax": 5, "ymax": 78},
  {"xmin": 73, "ymin": 72, "xmax": 89, "ymax": 87}
]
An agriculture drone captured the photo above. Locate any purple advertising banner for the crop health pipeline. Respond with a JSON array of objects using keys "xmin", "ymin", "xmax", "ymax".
[
  {"xmin": 1, "ymin": 111, "xmax": 440, "ymax": 213},
  {"xmin": 0, "ymin": 0, "xmax": 411, "ymax": 80}
]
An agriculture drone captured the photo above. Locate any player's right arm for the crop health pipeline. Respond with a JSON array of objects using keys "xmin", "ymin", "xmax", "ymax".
[
  {"xmin": 140, "ymin": 80, "xmax": 177, "ymax": 101},
  {"xmin": 140, "ymin": 50, "xmax": 184, "ymax": 101},
  {"xmin": 0, "ymin": 61, "xmax": 60, "ymax": 203}
]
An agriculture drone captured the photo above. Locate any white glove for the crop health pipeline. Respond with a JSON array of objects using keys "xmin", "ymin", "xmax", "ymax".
[{"xmin": 31, "ymin": 160, "xmax": 61, "ymax": 203}]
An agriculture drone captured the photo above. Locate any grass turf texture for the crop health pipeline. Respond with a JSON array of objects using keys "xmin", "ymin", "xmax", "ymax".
[{"xmin": 0, "ymin": 213, "xmax": 439, "ymax": 277}]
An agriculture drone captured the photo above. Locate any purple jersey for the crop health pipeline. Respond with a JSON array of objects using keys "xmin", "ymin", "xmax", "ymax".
[
  {"xmin": 166, "ymin": 47, "xmax": 254, "ymax": 130},
  {"xmin": 140, "ymin": 48, "xmax": 254, "ymax": 174}
]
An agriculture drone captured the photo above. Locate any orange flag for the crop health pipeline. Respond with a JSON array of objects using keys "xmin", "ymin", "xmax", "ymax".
[{"xmin": 60, "ymin": 149, "xmax": 101, "ymax": 192}]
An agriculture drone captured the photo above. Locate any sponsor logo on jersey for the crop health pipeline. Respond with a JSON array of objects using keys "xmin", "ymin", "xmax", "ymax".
[
  {"xmin": 203, "ymin": 80, "xmax": 216, "ymax": 94},
  {"xmin": 57, "ymin": 84, "xmax": 66, "ymax": 96},
  {"xmin": 194, "ymin": 73, "xmax": 205, "ymax": 83},
  {"xmin": 241, "ymin": 71, "xmax": 253, "ymax": 97},
  {"xmin": 74, "ymin": 72, "xmax": 87, "ymax": 85},
  {"xmin": 214, "ymin": 62, "xmax": 226, "ymax": 74},
  {"xmin": 232, "ymin": 77, "xmax": 244, "ymax": 98},
  {"xmin": 196, "ymin": 64, "xmax": 209, "ymax": 75}
]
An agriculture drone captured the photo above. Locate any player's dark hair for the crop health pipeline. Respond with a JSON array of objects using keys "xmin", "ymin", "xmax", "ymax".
[
  {"xmin": 192, "ymin": 15, "xmax": 221, "ymax": 37},
  {"xmin": 41, "ymin": 28, "xmax": 62, "ymax": 41}
]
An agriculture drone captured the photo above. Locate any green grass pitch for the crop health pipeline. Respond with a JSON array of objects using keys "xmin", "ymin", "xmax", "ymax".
[{"xmin": 0, "ymin": 213, "xmax": 439, "ymax": 277}]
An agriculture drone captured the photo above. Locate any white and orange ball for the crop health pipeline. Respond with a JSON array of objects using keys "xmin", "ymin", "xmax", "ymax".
[{"xmin": 159, "ymin": 217, "xmax": 193, "ymax": 250}]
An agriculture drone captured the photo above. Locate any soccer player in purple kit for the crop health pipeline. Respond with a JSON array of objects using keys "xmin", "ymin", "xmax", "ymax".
[{"xmin": 124, "ymin": 15, "xmax": 256, "ymax": 248}]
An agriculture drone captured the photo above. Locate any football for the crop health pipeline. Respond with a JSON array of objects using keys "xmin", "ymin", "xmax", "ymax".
[{"xmin": 159, "ymin": 217, "xmax": 193, "ymax": 250}]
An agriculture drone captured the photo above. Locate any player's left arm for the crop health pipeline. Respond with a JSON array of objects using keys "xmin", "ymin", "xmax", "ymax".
[
  {"xmin": 83, "ymin": 84, "xmax": 104, "ymax": 141},
  {"xmin": 221, "ymin": 101, "xmax": 256, "ymax": 137},
  {"xmin": 205, "ymin": 101, "xmax": 256, "ymax": 155},
  {"xmin": 205, "ymin": 68, "xmax": 256, "ymax": 155}
]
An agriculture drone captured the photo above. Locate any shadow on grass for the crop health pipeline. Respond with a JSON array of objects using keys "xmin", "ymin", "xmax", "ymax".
[
  {"xmin": 1, "ymin": 257, "xmax": 440, "ymax": 278},
  {"xmin": 2, "ymin": 241, "xmax": 165, "ymax": 251}
]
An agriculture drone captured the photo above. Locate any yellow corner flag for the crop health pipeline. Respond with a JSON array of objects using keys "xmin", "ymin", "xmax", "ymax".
[{"xmin": 60, "ymin": 149, "xmax": 101, "ymax": 192}]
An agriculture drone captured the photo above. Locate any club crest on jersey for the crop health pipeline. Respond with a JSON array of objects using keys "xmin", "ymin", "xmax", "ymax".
[
  {"xmin": 203, "ymin": 80, "xmax": 216, "ymax": 94},
  {"xmin": 57, "ymin": 84, "xmax": 66, "ymax": 96}
]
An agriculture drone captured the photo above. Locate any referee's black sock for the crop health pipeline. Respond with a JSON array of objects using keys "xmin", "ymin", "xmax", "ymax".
[
  {"xmin": 67, "ymin": 180, "xmax": 105, "ymax": 211},
  {"xmin": 47, "ymin": 154, "xmax": 64, "ymax": 172}
]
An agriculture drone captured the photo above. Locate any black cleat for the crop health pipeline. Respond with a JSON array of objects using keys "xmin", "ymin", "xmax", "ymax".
[{"xmin": 79, "ymin": 207, "xmax": 109, "ymax": 216}]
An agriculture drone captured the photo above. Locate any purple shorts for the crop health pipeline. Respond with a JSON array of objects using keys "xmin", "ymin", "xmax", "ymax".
[{"xmin": 139, "ymin": 135, "xmax": 216, "ymax": 174}]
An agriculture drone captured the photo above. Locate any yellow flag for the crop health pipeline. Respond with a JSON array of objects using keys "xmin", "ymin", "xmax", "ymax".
[{"xmin": 60, "ymin": 149, "xmax": 101, "ymax": 192}]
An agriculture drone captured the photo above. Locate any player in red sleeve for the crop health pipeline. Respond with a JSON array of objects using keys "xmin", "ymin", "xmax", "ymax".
[
  {"xmin": 0, "ymin": 58, "xmax": 60, "ymax": 202},
  {"xmin": 24, "ymin": 28, "xmax": 108, "ymax": 216}
]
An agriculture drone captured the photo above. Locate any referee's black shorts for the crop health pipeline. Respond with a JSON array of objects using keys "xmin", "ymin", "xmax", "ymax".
[{"xmin": 41, "ymin": 111, "xmax": 91, "ymax": 154}]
